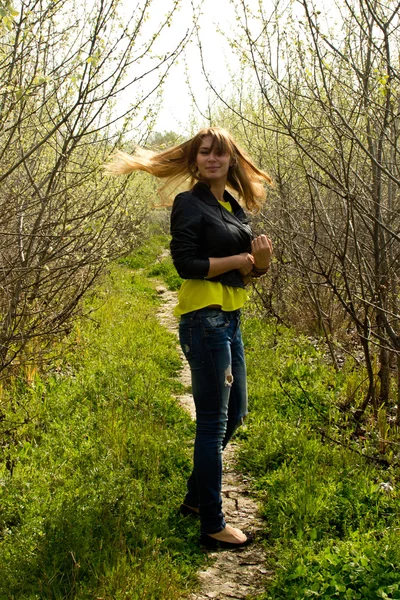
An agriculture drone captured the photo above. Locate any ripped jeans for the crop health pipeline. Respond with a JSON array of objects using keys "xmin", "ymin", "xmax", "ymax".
[{"xmin": 179, "ymin": 308, "xmax": 248, "ymax": 534}]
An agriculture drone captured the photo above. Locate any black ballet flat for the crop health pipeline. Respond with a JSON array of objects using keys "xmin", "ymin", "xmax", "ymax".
[
  {"xmin": 200, "ymin": 530, "xmax": 254, "ymax": 549},
  {"xmin": 179, "ymin": 503, "xmax": 200, "ymax": 517}
]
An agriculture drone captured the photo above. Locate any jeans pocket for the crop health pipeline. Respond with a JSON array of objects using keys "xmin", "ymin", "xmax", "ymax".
[{"xmin": 204, "ymin": 313, "xmax": 228, "ymax": 329}]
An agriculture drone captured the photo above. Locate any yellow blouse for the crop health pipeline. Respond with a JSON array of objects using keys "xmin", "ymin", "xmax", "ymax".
[{"xmin": 174, "ymin": 200, "xmax": 248, "ymax": 316}]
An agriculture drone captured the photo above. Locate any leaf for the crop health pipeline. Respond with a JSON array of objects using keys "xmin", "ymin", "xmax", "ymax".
[
  {"xmin": 33, "ymin": 75, "xmax": 47, "ymax": 85},
  {"xmin": 311, "ymin": 581, "xmax": 320, "ymax": 592},
  {"xmin": 336, "ymin": 584, "xmax": 346, "ymax": 593}
]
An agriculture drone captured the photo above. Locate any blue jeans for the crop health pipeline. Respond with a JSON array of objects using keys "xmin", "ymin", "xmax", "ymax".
[{"xmin": 179, "ymin": 308, "xmax": 248, "ymax": 534}]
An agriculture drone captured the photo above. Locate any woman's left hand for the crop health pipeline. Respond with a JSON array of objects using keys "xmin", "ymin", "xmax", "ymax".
[{"xmin": 251, "ymin": 235, "xmax": 273, "ymax": 269}]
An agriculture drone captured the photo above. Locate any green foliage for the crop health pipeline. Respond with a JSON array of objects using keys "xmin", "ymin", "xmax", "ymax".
[
  {"xmin": 147, "ymin": 258, "xmax": 183, "ymax": 291},
  {"xmin": 118, "ymin": 233, "xmax": 170, "ymax": 270},
  {"xmin": 239, "ymin": 316, "xmax": 400, "ymax": 599},
  {"xmin": 0, "ymin": 1, "xmax": 18, "ymax": 30},
  {"xmin": 119, "ymin": 233, "xmax": 183, "ymax": 291},
  {"xmin": 147, "ymin": 131, "xmax": 185, "ymax": 150},
  {"xmin": 3, "ymin": 231, "xmax": 399, "ymax": 599},
  {"xmin": 268, "ymin": 534, "xmax": 400, "ymax": 599},
  {"xmin": 0, "ymin": 263, "xmax": 201, "ymax": 600}
]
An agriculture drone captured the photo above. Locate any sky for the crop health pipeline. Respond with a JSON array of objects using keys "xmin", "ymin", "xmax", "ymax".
[
  {"xmin": 121, "ymin": 0, "xmax": 249, "ymax": 135},
  {"xmin": 119, "ymin": 0, "xmax": 338, "ymax": 136},
  {"xmin": 153, "ymin": 0, "xmax": 240, "ymax": 133}
]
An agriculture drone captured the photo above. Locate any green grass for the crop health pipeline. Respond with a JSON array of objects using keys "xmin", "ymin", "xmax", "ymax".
[
  {"xmin": 239, "ymin": 317, "xmax": 400, "ymax": 599},
  {"xmin": 0, "ymin": 264, "xmax": 202, "ymax": 600},
  {"xmin": 118, "ymin": 232, "xmax": 183, "ymax": 291},
  {"xmin": 3, "ymin": 232, "xmax": 400, "ymax": 600},
  {"xmin": 117, "ymin": 233, "xmax": 169, "ymax": 270}
]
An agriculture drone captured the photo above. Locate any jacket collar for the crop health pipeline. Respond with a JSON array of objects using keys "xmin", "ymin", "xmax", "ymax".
[
  {"xmin": 192, "ymin": 181, "xmax": 246, "ymax": 216},
  {"xmin": 192, "ymin": 181, "xmax": 221, "ymax": 206}
]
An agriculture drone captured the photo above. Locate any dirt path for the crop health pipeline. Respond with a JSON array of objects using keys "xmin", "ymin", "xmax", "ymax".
[{"xmin": 156, "ymin": 285, "xmax": 273, "ymax": 600}]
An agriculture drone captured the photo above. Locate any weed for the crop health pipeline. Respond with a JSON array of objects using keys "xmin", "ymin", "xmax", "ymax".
[
  {"xmin": 240, "ymin": 315, "xmax": 400, "ymax": 598},
  {"xmin": 0, "ymin": 264, "xmax": 202, "ymax": 599}
]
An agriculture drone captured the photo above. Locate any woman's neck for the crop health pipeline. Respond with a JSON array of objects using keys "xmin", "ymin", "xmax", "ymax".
[{"xmin": 209, "ymin": 180, "xmax": 226, "ymax": 202}]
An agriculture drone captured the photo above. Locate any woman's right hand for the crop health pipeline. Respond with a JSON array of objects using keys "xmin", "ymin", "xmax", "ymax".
[
  {"xmin": 237, "ymin": 252, "xmax": 254, "ymax": 276},
  {"xmin": 251, "ymin": 234, "xmax": 273, "ymax": 269}
]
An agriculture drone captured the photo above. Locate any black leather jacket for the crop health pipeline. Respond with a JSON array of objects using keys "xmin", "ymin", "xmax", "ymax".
[{"xmin": 170, "ymin": 182, "xmax": 252, "ymax": 289}]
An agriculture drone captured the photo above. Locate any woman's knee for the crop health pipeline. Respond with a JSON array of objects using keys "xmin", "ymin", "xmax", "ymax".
[{"xmin": 196, "ymin": 415, "xmax": 228, "ymax": 439}]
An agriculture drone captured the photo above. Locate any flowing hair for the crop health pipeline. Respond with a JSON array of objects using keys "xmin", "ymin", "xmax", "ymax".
[{"xmin": 105, "ymin": 127, "xmax": 272, "ymax": 211}]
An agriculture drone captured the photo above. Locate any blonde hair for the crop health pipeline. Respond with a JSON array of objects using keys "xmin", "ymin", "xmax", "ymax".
[{"xmin": 105, "ymin": 127, "xmax": 272, "ymax": 211}]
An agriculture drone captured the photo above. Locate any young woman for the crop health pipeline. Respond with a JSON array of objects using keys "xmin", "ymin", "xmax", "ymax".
[{"xmin": 106, "ymin": 127, "xmax": 273, "ymax": 548}]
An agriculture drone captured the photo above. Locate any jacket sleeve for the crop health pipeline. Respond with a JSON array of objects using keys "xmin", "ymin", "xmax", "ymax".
[{"xmin": 170, "ymin": 193, "xmax": 210, "ymax": 279}]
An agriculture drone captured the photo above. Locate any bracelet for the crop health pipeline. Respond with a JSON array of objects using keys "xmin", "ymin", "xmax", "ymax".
[{"xmin": 251, "ymin": 264, "xmax": 270, "ymax": 277}]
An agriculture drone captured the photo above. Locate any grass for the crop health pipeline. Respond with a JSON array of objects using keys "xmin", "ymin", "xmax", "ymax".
[
  {"xmin": 0, "ymin": 261, "xmax": 203, "ymax": 600},
  {"xmin": 118, "ymin": 232, "xmax": 182, "ymax": 291},
  {"xmin": 239, "ymin": 317, "xmax": 400, "ymax": 599},
  {"xmin": 123, "ymin": 234, "xmax": 400, "ymax": 598},
  {"xmin": 2, "ymin": 232, "xmax": 400, "ymax": 599}
]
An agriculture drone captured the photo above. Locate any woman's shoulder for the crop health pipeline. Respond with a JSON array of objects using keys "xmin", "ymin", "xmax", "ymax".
[
  {"xmin": 174, "ymin": 182, "xmax": 211, "ymax": 201},
  {"xmin": 171, "ymin": 189, "xmax": 204, "ymax": 226},
  {"xmin": 173, "ymin": 189, "xmax": 196, "ymax": 202},
  {"xmin": 173, "ymin": 186, "xmax": 203, "ymax": 208}
]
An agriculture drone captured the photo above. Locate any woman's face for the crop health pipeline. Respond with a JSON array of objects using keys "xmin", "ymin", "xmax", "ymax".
[{"xmin": 195, "ymin": 135, "xmax": 231, "ymax": 184}]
